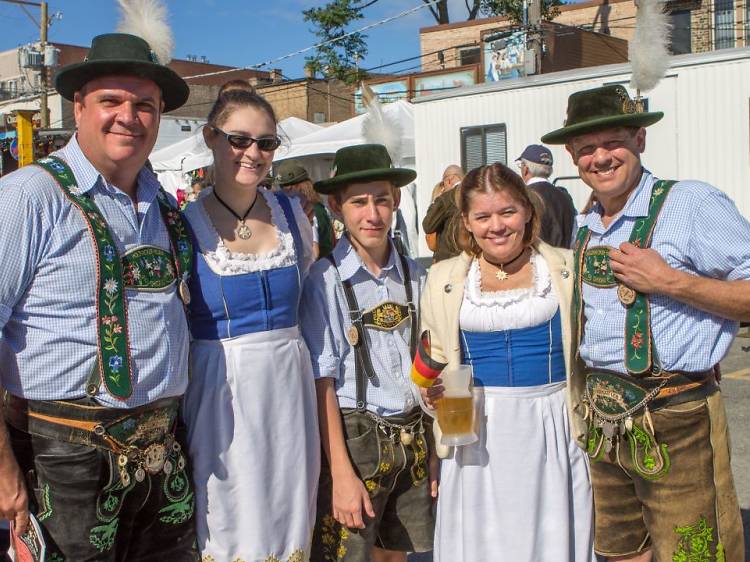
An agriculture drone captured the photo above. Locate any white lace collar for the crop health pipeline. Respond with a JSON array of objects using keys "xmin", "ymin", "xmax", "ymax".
[
  {"xmin": 464, "ymin": 250, "xmax": 552, "ymax": 308},
  {"xmin": 188, "ymin": 186, "xmax": 296, "ymax": 275}
]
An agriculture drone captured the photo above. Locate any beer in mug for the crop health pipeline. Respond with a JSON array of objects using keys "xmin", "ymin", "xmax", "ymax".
[{"xmin": 436, "ymin": 365, "xmax": 477, "ymax": 446}]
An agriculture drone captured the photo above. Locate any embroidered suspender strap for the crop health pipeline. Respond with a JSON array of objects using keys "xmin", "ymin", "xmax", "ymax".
[
  {"xmin": 36, "ymin": 156, "xmax": 134, "ymax": 400},
  {"xmin": 572, "ymin": 180, "xmax": 676, "ymax": 375},
  {"xmin": 397, "ymin": 252, "xmax": 419, "ymax": 360},
  {"xmin": 156, "ymin": 189, "xmax": 193, "ymax": 303},
  {"xmin": 622, "ymin": 180, "xmax": 675, "ymax": 374}
]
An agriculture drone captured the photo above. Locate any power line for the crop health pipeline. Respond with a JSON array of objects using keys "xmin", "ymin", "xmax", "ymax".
[{"xmin": 181, "ymin": 0, "xmax": 442, "ymax": 82}]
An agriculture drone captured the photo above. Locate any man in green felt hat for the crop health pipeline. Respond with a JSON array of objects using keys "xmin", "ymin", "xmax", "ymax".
[
  {"xmin": 276, "ymin": 159, "xmax": 336, "ymax": 259},
  {"xmin": 544, "ymin": 84, "xmax": 748, "ymax": 560},
  {"xmin": 0, "ymin": 3, "xmax": 198, "ymax": 560},
  {"xmin": 299, "ymin": 144, "xmax": 436, "ymax": 562}
]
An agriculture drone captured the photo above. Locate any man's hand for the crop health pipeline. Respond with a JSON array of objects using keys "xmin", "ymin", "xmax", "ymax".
[
  {"xmin": 331, "ymin": 470, "xmax": 375, "ymax": 529},
  {"xmin": 0, "ymin": 451, "xmax": 29, "ymax": 536},
  {"xmin": 609, "ymin": 242, "xmax": 678, "ymax": 295},
  {"xmin": 419, "ymin": 378, "xmax": 444, "ymax": 410}
]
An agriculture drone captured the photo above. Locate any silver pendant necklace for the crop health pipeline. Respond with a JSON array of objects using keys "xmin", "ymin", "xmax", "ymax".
[
  {"xmin": 213, "ymin": 190, "xmax": 259, "ymax": 240},
  {"xmin": 485, "ymin": 247, "xmax": 527, "ymax": 281}
]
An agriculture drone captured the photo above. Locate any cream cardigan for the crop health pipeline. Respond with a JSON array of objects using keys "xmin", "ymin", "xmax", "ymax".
[{"xmin": 419, "ymin": 242, "xmax": 587, "ymax": 455}]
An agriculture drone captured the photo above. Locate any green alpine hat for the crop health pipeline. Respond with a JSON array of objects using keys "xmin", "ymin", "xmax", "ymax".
[
  {"xmin": 541, "ymin": 85, "xmax": 663, "ymax": 145},
  {"xmin": 55, "ymin": 33, "xmax": 189, "ymax": 113},
  {"xmin": 313, "ymin": 144, "xmax": 416, "ymax": 195},
  {"xmin": 276, "ymin": 159, "xmax": 310, "ymax": 187}
]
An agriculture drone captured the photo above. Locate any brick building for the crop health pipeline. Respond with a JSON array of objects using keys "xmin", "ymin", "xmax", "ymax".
[{"xmin": 418, "ymin": 0, "xmax": 750, "ymax": 73}]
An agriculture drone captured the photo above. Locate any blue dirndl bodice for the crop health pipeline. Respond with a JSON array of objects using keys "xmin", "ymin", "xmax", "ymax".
[
  {"xmin": 188, "ymin": 192, "xmax": 303, "ymax": 340},
  {"xmin": 460, "ymin": 308, "xmax": 566, "ymax": 387}
]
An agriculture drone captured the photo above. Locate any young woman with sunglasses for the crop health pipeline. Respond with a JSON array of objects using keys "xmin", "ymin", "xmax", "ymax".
[{"xmin": 181, "ymin": 81, "xmax": 320, "ymax": 562}]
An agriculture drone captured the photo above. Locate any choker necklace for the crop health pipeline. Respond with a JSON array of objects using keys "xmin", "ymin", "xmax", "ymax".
[
  {"xmin": 213, "ymin": 190, "xmax": 259, "ymax": 240},
  {"xmin": 485, "ymin": 247, "xmax": 527, "ymax": 281}
]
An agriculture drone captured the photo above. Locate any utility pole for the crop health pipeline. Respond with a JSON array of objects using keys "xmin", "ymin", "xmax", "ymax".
[
  {"xmin": 40, "ymin": 1, "xmax": 49, "ymax": 128},
  {"xmin": 528, "ymin": 0, "xmax": 542, "ymax": 75}
]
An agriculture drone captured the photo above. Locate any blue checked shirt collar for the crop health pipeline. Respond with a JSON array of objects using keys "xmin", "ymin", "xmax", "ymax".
[
  {"xmin": 332, "ymin": 234, "xmax": 405, "ymax": 284},
  {"xmin": 577, "ymin": 168, "xmax": 653, "ymax": 235},
  {"xmin": 58, "ymin": 134, "xmax": 160, "ymax": 205}
]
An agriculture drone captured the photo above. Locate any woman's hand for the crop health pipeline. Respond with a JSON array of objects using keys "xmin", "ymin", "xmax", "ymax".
[{"xmin": 420, "ymin": 378, "xmax": 445, "ymax": 410}]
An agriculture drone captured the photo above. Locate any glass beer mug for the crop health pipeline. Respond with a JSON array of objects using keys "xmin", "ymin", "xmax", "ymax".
[{"xmin": 436, "ymin": 364, "xmax": 477, "ymax": 446}]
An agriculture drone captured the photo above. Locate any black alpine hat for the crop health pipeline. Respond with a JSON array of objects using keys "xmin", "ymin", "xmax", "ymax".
[
  {"xmin": 313, "ymin": 144, "xmax": 416, "ymax": 195},
  {"xmin": 55, "ymin": 33, "xmax": 189, "ymax": 113},
  {"xmin": 541, "ymin": 85, "xmax": 663, "ymax": 145}
]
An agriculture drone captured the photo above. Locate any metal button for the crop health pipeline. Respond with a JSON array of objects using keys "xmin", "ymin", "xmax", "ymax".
[
  {"xmin": 356, "ymin": 400, "xmax": 366, "ymax": 409},
  {"xmin": 93, "ymin": 424, "xmax": 106, "ymax": 436},
  {"xmin": 561, "ymin": 270, "xmax": 570, "ymax": 279},
  {"xmin": 86, "ymin": 384, "xmax": 98, "ymax": 396},
  {"xmin": 444, "ymin": 284, "xmax": 452, "ymax": 293}
]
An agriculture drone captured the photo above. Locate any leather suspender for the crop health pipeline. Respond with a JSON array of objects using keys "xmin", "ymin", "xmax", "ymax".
[{"xmin": 327, "ymin": 250, "xmax": 418, "ymax": 412}]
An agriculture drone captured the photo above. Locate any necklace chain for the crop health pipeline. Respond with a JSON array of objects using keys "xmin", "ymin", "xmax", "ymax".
[{"xmin": 213, "ymin": 190, "xmax": 259, "ymax": 240}]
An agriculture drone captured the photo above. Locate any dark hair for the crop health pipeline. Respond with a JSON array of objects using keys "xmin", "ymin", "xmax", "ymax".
[
  {"xmin": 457, "ymin": 162, "xmax": 542, "ymax": 257},
  {"xmin": 206, "ymin": 80, "xmax": 277, "ymax": 129}
]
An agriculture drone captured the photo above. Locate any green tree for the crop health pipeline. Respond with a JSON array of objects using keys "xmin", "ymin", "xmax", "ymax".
[{"xmin": 480, "ymin": 0, "xmax": 563, "ymax": 25}]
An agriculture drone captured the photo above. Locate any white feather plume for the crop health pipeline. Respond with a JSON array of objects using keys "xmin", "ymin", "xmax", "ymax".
[
  {"xmin": 629, "ymin": 0, "xmax": 672, "ymax": 93},
  {"xmin": 116, "ymin": 0, "xmax": 174, "ymax": 64},
  {"xmin": 361, "ymin": 83, "xmax": 403, "ymax": 166}
]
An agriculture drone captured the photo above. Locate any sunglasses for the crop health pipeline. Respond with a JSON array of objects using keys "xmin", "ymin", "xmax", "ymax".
[{"xmin": 211, "ymin": 127, "xmax": 281, "ymax": 151}]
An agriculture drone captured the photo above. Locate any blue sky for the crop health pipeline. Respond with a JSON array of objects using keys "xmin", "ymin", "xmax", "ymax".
[{"xmin": 0, "ymin": 0, "xmax": 483, "ymax": 78}]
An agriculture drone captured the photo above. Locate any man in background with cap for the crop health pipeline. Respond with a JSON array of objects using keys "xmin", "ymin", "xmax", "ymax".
[
  {"xmin": 300, "ymin": 144, "xmax": 434, "ymax": 562},
  {"xmin": 542, "ymin": 84, "xmax": 748, "ymax": 561},
  {"xmin": 516, "ymin": 144, "xmax": 576, "ymax": 248},
  {"xmin": 0, "ymin": 24, "xmax": 198, "ymax": 561},
  {"xmin": 276, "ymin": 159, "xmax": 336, "ymax": 259}
]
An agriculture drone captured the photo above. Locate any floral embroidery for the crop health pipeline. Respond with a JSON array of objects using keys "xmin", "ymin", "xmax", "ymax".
[
  {"xmin": 672, "ymin": 516, "xmax": 723, "ymax": 561},
  {"xmin": 630, "ymin": 332, "xmax": 644, "ymax": 350}
]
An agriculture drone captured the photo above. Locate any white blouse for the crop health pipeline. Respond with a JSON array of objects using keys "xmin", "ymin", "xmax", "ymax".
[
  {"xmin": 459, "ymin": 250, "xmax": 560, "ymax": 333},
  {"xmin": 184, "ymin": 186, "xmax": 313, "ymax": 277}
]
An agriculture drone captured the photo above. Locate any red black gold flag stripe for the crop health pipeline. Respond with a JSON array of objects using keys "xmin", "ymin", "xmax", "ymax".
[{"xmin": 411, "ymin": 330, "xmax": 447, "ymax": 388}]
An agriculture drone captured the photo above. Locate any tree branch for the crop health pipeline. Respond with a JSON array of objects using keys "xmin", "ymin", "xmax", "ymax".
[{"xmin": 422, "ymin": 0, "xmax": 441, "ymax": 23}]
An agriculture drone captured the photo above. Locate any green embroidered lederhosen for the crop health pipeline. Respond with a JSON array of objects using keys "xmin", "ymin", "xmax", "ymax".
[
  {"xmin": 35, "ymin": 155, "xmax": 193, "ymax": 400},
  {"xmin": 573, "ymin": 180, "xmax": 717, "ymax": 480},
  {"xmin": 21, "ymin": 156, "xmax": 197, "ymax": 557}
]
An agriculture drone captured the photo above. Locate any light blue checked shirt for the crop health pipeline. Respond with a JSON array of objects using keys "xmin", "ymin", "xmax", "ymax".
[
  {"xmin": 0, "ymin": 136, "xmax": 189, "ymax": 408},
  {"xmin": 577, "ymin": 169, "xmax": 750, "ymax": 374},
  {"xmin": 300, "ymin": 235, "xmax": 426, "ymax": 416}
]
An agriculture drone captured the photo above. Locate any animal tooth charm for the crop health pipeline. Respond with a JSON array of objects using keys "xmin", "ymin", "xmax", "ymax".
[{"xmin": 400, "ymin": 429, "xmax": 414, "ymax": 445}]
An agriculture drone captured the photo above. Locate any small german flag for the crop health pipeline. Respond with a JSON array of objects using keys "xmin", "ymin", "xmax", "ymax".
[{"xmin": 411, "ymin": 330, "xmax": 447, "ymax": 388}]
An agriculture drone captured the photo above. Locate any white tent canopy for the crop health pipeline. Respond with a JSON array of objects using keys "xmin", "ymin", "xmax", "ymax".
[{"xmin": 273, "ymin": 100, "xmax": 415, "ymax": 163}]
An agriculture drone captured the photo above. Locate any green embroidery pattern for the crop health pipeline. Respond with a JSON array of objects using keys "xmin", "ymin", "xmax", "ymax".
[
  {"xmin": 35, "ymin": 157, "xmax": 193, "ymax": 400},
  {"xmin": 90, "ymin": 517, "xmax": 119, "ymax": 553},
  {"xmin": 672, "ymin": 516, "xmax": 724, "ymax": 561},
  {"xmin": 582, "ymin": 246, "xmax": 617, "ymax": 287},
  {"xmin": 36, "ymin": 156, "xmax": 133, "ymax": 400},
  {"xmin": 159, "ymin": 447, "xmax": 194, "ymax": 525},
  {"xmin": 122, "ymin": 246, "xmax": 177, "ymax": 290},
  {"xmin": 48, "ymin": 552, "xmax": 65, "ymax": 562},
  {"xmin": 625, "ymin": 422, "xmax": 671, "ymax": 480},
  {"xmin": 36, "ymin": 482, "xmax": 53, "ymax": 522}
]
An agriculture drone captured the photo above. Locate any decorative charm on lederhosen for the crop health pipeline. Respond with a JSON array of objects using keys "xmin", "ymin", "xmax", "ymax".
[
  {"xmin": 35, "ymin": 156, "xmax": 193, "ymax": 400},
  {"xmin": 361, "ymin": 301, "xmax": 410, "ymax": 331},
  {"xmin": 411, "ymin": 330, "xmax": 448, "ymax": 388},
  {"xmin": 572, "ymin": 180, "xmax": 676, "ymax": 478}
]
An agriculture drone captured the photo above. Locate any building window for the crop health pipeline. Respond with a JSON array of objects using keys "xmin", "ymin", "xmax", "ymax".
[
  {"xmin": 459, "ymin": 47, "xmax": 481, "ymax": 66},
  {"xmin": 714, "ymin": 0, "xmax": 735, "ymax": 49},
  {"xmin": 461, "ymin": 123, "xmax": 507, "ymax": 172},
  {"xmin": 670, "ymin": 10, "xmax": 692, "ymax": 53},
  {"xmin": 313, "ymin": 112, "xmax": 326, "ymax": 123},
  {"xmin": 746, "ymin": 0, "xmax": 750, "ymax": 41}
]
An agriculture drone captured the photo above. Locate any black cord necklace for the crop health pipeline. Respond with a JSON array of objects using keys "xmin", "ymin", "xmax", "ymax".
[
  {"xmin": 213, "ymin": 190, "xmax": 259, "ymax": 240},
  {"xmin": 484, "ymin": 246, "xmax": 528, "ymax": 281}
]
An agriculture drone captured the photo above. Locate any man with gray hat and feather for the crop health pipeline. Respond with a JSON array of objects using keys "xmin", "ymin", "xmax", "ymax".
[
  {"xmin": 543, "ymin": 0, "xmax": 748, "ymax": 559},
  {"xmin": 0, "ymin": 1, "xmax": 198, "ymax": 559}
]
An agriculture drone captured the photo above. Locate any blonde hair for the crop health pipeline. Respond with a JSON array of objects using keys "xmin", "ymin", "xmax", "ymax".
[{"xmin": 457, "ymin": 162, "xmax": 541, "ymax": 257}]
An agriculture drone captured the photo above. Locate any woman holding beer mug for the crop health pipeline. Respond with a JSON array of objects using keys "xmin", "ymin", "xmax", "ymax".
[{"xmin": 419, "ymin": 163, "xmax": 595, "ymax": 561}]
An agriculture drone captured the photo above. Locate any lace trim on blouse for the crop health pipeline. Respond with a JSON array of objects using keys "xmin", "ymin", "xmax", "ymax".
[
  {"xmin": 189, "ymin": 186, "xmax": 296, "ymax": 275},
  {"xmin": 465, "ymin": 250, "xmax": 552, "ymax": 307}
]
